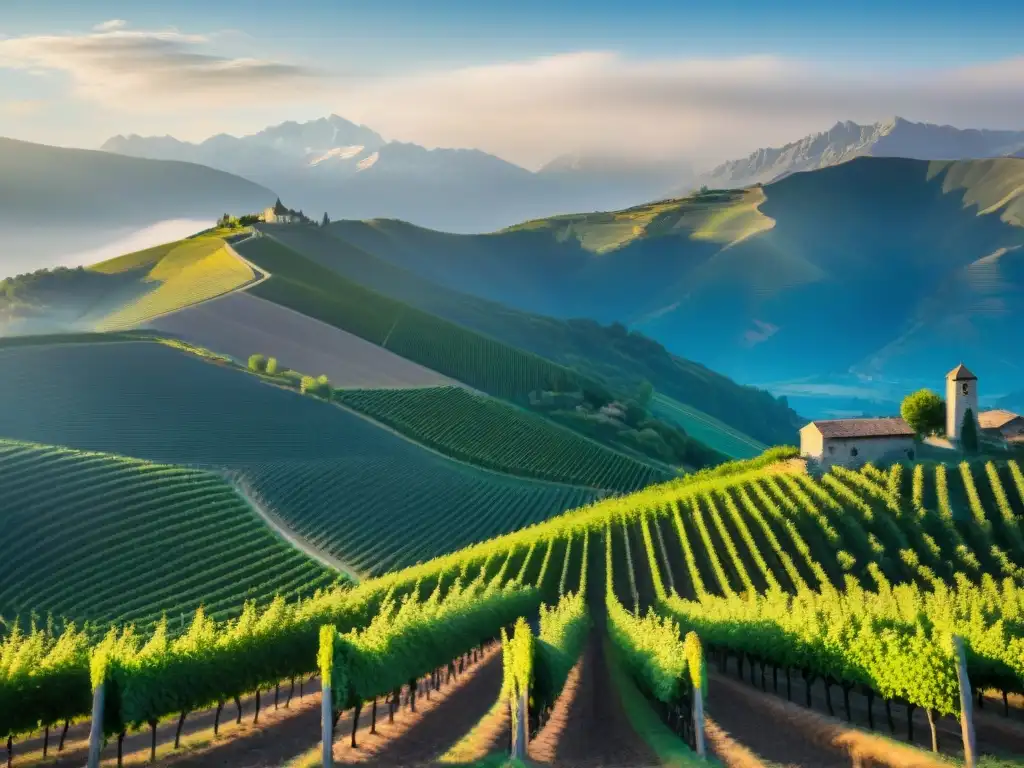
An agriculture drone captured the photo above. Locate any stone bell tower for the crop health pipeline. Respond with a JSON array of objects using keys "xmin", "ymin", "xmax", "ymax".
[{"xmin": 946, "ymin": 363, "xmax": 978, "ymax": 442}]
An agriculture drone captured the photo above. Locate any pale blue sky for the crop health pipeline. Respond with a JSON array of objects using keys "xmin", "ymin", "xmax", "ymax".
[{"xmin": 3, "ymin": 0, "xmax": 1024, "ymax": 168}]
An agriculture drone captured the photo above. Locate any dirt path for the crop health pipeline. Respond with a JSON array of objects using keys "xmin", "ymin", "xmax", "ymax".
[
  {"xmin": 707, "ymin": 674, "xmax": 851, "ymax": 768},
  {"xmin": 333, "ymin": 648, "xmax": 504, "ymax": 766},
  {"xmin": 529, "ymin": 633, "xmax": 660, "ymax": 768},
  {"xmin": 16, "ymin": 679, "xmax": 323, "ymax": 768},
  {"xmin": 717, "ymin": 660, "xmax": 1024, "ymax": 758}
]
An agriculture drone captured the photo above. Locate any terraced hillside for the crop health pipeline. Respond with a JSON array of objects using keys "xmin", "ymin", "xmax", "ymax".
[
  {"xmin": 337, "ymin": 386, "xmax": 670, "ymax": 491},
  {"xmin": 651, "ymin": 392, "xmax": 767, "ymax": 459},
  {"xmin": 0, "ymin": 438, "xmax": 340, "ymax": 631},
  {"xmin": 0, "ymin": 339, "xmax": 600, "ymax": 576}
]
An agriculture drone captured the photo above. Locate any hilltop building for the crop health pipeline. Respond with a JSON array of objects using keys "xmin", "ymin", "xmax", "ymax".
[
  {"xmin": 261, "ymin": 199, "xmax": 300, "ymax": 224},
  {"xmin": 800, "ymin": 362, "xmax": 1021, "ymax": 468}
]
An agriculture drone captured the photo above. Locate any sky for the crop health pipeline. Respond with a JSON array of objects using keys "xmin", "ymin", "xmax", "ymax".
[{"xmin": 2, "ymin": 0, "xmax": 1024, "ymax": 170}]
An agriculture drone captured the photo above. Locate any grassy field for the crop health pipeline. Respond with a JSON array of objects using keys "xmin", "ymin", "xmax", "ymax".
[
  {"xmin": 93, "ymin": 234, "xmax": 257, "ymax": 330},
  {"xmin": 0, "ymin": 438, "xmax": 340, "ymax": 632},
  {"xmin": 0, "ymin": 340, "xmax": 600, "ymax": 578},
  {"xmin": 651, "ymin": 393, "xmax": 768, "ymax": 459},
  {"xmin": 336, "ymin": 386, "xmax": 669, "ymax": 492}
]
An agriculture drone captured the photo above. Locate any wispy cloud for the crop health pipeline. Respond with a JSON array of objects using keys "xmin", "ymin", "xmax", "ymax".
[
  {"xmin": 0, "ymin": 23, "xmax": 326, "ymax": 109},
  {"xmin": 93, "ymin": 19, "xmax": 127, "ymax": 32}
]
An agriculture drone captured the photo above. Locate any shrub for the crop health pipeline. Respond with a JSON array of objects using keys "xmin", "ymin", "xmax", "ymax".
[
  {"xmin": 247, "ymin": 354, "xmax": 267, "ymax": 373},
  {"xmin": 301, "ymin": 374, "xmax": 332, "ymax": 400},
  {"xmin": 900, "ymin": 389, "xmax": 944, "ymax": 437}
]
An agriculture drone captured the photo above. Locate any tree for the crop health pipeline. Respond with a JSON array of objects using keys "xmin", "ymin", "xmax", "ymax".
[
  {"xmin": 635, "ymin": 380, "xmax": 654, "ymax": 409},
  {"xmin": 265, "ymin": 357, "xmax": 279, "ymax": 375},
  {"xmin": 322, "ymin": 212, "xmax": 330, "ymax": 227},
  {"xmin": 960, "ymin": 408, "xmax": 979, "ymax": 454},
  {"xmin": 900, "ymin": 389, "xmax": 945, "ymax": 437},
  {"xmin": 248, "ymin": 354, "xmax": 267, "ymax": 373}
]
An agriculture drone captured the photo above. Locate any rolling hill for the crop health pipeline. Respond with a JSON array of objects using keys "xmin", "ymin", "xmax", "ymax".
[
  {"xmin": 250, "ymin": 225, "xmax": 800, "ymax": 449},
  {"xmin": 0, "ymin": 230, "xmax": 260, "ymax": 335},
  {"xmin": 319, "ymin": 157, "xmax": 1024, "ymax": 411},
  {"xmin": 0, "ymin": 338, "xmax": 601, "ymax": 577},
  {"xmin": 0, "ymin": 137, "xmax": 276, "ymax": 273}
]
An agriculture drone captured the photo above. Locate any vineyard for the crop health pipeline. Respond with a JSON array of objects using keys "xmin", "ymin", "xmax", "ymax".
[
  {"xmin": 336, "ymin": 386, "xmax": 668, "ymax": 491},
  {"xmin": 0, "ymin": 340, "xmax": 600, "ymax": 578},
  {"xmin": 0, "ymin": 438, "xmax": 341, "ymax": 631},
  {"xmin": 5, "ymin": 453, "xmax": 1024, "ymax": 766},
  {"xmin": 235, "ymin": 236, "xmax": 599, "ymax": 401},
  {"xmin": 91, "ymin": 235, "xmax": 258, "ymax": 331}
]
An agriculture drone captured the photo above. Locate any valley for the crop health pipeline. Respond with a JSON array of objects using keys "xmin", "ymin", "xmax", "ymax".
[{"xmin": 4, "ymin": 117, "xmax": 1024, "ymax": 768}]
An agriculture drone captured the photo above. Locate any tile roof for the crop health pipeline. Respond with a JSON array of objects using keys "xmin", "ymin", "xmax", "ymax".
[
  {"xmin": 947, "ymin": 363, "xmax": 977, "ymax": 381},
  {"xmin": 805, "ymin": 417, "xmax": 915, "ymax": 439},
  {"xmin": 979, "ymin": 409, "xmax": 1023, "ymax": 430}
]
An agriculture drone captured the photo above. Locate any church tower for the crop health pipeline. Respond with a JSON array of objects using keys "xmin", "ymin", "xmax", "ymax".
[{"xmin": 946, "ymin": 363, "xmax": 979, "ymax": 442}]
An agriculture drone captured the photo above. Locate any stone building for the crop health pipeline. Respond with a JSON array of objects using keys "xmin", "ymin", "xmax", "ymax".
[{"xmin": 799, "ymin": 417, "xmax": 916, "ymax": 469}]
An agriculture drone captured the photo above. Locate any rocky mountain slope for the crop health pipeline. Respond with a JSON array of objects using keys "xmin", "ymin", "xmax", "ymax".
[{"xmin": 698, "ymin": 117, "xmax": 1024, "ymax": 189}]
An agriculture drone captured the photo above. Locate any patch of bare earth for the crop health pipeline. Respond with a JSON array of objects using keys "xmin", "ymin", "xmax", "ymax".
[
  {"xmin": 529, "ymin": 633, "xmax": 659, "ymax": 768},
  {"xmin": 334, "ymin": 646, "xmax": 504, "ymax": 766}
]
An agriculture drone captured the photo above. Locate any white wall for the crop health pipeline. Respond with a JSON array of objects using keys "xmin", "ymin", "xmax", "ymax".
[{"xmin": 818, "ymin": 436, "xmax": 916, "ymax": 469}]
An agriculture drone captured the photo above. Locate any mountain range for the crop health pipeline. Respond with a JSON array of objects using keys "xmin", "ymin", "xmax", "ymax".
[
  {"xmin": 698, "ymin": 117, "xmax": 1024, "ymax": 190},
  {"xmin": 102, "ymin": 115, "xmax": 692, "ymax": 233},
  {"xmin": 316, "ymin": 156, "xmax": 1024, "ymax": 416}
]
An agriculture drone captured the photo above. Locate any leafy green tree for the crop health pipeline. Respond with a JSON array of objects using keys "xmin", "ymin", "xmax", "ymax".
[
  {"xmin": 900, "ymin": 389, "xmax": 945, "ymax": 437},
  {"xmin": 960, "ymin": 408, "xmax": 979, "ymax": 454},
  {"xmin": 265, "ymin": 357, "xmax": 279, "ymax": 375},
  {"xmin": 247, "ymin": 354, "xmax": 267, "ymax": 373}
]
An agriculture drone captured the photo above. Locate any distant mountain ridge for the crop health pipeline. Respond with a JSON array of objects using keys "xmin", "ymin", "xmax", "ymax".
[
  {"xmin": 317, "ymin": 156, "xmax": 1024, "ymax": 416},
  {"xmin": 699, "ymin": 117, "xmax": 1024, "ymax": 189},
  {"xmin": 101, "ymin": 115, "xmax": 692, "ymax": 233}
]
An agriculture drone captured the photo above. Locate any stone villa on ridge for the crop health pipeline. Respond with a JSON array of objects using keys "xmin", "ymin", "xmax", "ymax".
[
  {"xmin": 261, "ymin": 199, "xmax": 300, "ymax": 224},
  {"xmin": 800, "ymin": 363, "xmax": 1022, "ymax": 468}
]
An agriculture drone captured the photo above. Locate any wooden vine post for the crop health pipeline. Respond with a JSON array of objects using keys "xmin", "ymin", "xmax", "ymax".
[
  {"xmin": 510, "ymin": 686, "xmax": 528, "ymax": 760},
  {"xmin": 319, "ymin": 626, "xmax": 335, "ymax": 768},
  {"xmin": 684, "ymin": 631, "xmax": 707, "ymax": 759},
  {"xmin": 953, "ymin": 635, "xmax": 976, "ymax": 768},
  {"xmin": 86, "ymin": 674, "xmax": 105, "ymax": 768}
]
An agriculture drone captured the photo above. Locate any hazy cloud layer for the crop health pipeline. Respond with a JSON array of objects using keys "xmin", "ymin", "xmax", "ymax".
[
  {"xmin": 2, "ymin": 22, "xmax": 1024, "ymax": 168},
  {"xmin": 0, "ymin": 21, "xmax": 325, "ymax": 108},
  {"xmin": 335, "ymin": 51, "xmax": 1024, "ymax": 168}
]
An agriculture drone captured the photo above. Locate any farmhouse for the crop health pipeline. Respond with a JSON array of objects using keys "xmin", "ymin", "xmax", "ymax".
[
  {"xmin": 979, "ymin": 409, "xmax": 1024, "ymax": 443},
  {"xmin": 800, "ymin": 362, "xmax": 1023, "ymax": 466},
  {"xmin": 800, "ymin": 417, "xmax": 916, "ymax": 469}
]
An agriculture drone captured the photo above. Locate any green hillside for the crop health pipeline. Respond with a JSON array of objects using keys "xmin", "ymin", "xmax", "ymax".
[
  {"xmin": 336, "ymin": 386, "xmax": 672, "ymax": 491},
  {"xmin": 650, "ymin": 393, "xmax": 767, "ymax": 459},
  {"xmin": 0, "ymin": 339, "xmax": 600, "ymax": 576},
  {"xmin": 324, "ymin": 157, "xmax": 1024, "ymax": 403},
  {"xmin": 0, "ymin": 230, "xmax": 257, "ymax": 335},
  {"xmin": 256, "ymin": 225, "xmax": 802, "ymax": 448},
  {"xmin": 0, "ymin": 438, "xmax": 340, "ymax": 631}
]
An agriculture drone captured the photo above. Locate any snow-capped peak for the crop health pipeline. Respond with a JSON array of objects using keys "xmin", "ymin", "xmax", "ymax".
[{"xmin": 308, "ymin": 146, "xmax": 366, "ymax": 166}]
